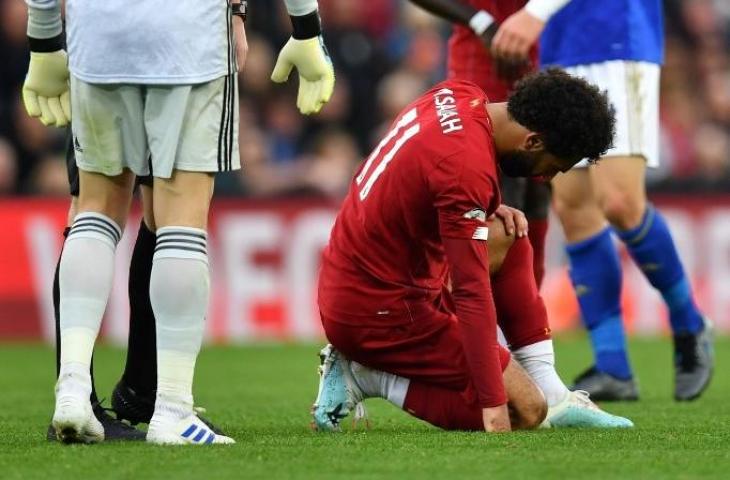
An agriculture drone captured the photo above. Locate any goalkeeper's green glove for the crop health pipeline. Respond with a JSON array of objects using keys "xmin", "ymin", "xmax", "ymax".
[
  {"xmin": 271, "ymin": 11, "xmax": 335, "ymax": 115},
  {"xmin": 22, "ymin": 47, "xmax": 71, "ymax": 128}
]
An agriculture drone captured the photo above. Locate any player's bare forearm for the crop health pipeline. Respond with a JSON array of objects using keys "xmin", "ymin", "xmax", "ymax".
[
  {"xmin": 443, "ymin": 236, "xmax": 507, "ymax": 419},
  {"xmin": 407, "ymin": 0, "xmax": 479, "ymax": 26},
  {"xmin": 233, "ymin": 14, "xmax": 248, "ymax": 71}
]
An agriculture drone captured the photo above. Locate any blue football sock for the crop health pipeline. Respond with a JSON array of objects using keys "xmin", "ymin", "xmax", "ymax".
[
  {"xmin": 567, "ymin": 228, "xmax": 632, "ymax": 380},
  {"xmin": 614, "ymin": 205, "xmax": 703, "ymax": 335}
]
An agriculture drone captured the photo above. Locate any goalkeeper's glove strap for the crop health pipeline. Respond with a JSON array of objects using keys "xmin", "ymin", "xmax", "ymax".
[
  {"xmin": 28, "ymin": 33, "xmax": 64, "ymax": 53},
  {"xmin": 290, "ymin": 10, "xmax": 321, "ymax": 40}
]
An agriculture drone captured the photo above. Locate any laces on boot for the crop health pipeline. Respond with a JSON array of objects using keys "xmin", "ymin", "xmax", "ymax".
[{"xmin": 572, "ymin": 390, "xmax": 599, "ymax": 411}]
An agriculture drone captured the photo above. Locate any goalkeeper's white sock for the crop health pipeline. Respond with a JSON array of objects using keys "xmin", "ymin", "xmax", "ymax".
[
  {"xmin": 58, "ymin": 212, "xmax": 120, "ymax": 386},
  {"xmin": 349, "ymin": 361, "xmax": 410, "ymax": 408},
  {"xmin": 512, "ymin": 339, "xmax": 570, "ymax": 407},
  {"xmin": 148, "ymin": 227, "xmax": 209, "ymax": 431}
]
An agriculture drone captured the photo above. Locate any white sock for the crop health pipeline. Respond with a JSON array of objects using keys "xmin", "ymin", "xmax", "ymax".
[
  {"xmin": 512, "ymin": 339, "xmax": 570, "ymax": 407},
  {"xmin": 58, "ymin": 212, "xmax": 120, "ymax": 382},
  {"xmin": 149, "ymin": 227, "xmax": 209, "ymax": 428},
  {"xmin": 350, "ymin": 361, "xmax": 410, "ymax": 408}
]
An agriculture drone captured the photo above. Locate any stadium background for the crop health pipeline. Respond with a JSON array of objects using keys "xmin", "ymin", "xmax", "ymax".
[{"xmin": 1, "ymin": 0, "xmax": 729, "ymax": 343}]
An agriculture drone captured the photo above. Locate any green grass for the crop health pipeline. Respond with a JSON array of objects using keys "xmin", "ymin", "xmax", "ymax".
[{"xmin": 1, "ymin": 336, "xmax": 729, "ymax": 479}]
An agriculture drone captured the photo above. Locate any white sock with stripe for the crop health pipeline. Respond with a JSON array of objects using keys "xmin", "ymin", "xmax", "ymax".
[
  {"xmin": 148, "ymin": 227, "xmax": 210, "ymax": 432},
  {"xmin": 349, "ymin": 361, "xmax": 410, "ymax": 408},
  {"xmin": 58, "ymin": 212, "xmax": 121, "ymax": 393},
  {"xmin": 512, "ymin": 339, "xmax": 570, "ymax": 407}
]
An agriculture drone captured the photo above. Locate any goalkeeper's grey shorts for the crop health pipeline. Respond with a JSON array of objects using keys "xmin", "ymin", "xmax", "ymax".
[{"xmin": 69, "ymin": 72, "xmax": 240, "ymax": 179}]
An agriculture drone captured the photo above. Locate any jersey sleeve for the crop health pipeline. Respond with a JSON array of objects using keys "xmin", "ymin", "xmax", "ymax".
[
  {"xmin": 429, "ymin": 151, "xmax": 498, "ymax": 242},
  {"xmin": 443, "ymin": 236, "xmax": 507, "ymax": 408},
  {"xmin": 429, "ymin": 151, "xmax": 506, "ymax": 408},
  {"xmin": 26, "ymin": 0, "xmax": 62, "ymax": 40}
]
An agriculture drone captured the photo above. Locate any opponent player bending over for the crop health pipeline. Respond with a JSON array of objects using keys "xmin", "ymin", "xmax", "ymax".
[
  {"xmin": 312, "ymin": 70, "xmax": 632, "ymax": 432},
  {"xmin": 24, "ymin": 0, "xmax": 333, "ymax": 445}
]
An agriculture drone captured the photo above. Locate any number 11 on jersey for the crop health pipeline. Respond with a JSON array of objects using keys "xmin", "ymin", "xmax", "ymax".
[{"xmin": 356, "ymin": 108, "xmax": 420, "ymax": 200}]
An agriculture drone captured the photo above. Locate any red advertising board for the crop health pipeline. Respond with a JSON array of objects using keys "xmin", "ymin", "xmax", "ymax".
[{"xmin": 1, "ymin": 196, "xmax": 729, "ymax": 343}]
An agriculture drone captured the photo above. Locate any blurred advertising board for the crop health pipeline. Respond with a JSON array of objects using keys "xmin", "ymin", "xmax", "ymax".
[{"xmin": 1, "ymin": 196, "xmax": 729, "ymax": 343}]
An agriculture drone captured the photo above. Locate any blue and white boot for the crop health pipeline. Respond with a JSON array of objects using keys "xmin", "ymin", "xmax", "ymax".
[
  {"xmin": 311, "ymin": 344, "xmax": 367, "ymax": 431},
  {"xmin": 542, "ymin": 390, "xmax": 634, "ymax": 428},
  {"xmin": 147, "ymin": 412, "xmax": 235, "ymax": 445}
]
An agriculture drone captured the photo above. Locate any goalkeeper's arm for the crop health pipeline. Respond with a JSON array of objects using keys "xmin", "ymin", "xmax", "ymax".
[
  {"xmin": 271, "ymin": 0, "xmax": 335, "ymax": 115},
  {"xmin": 24, "ymin": 0, "xmax": 71, "ymax": 127}
]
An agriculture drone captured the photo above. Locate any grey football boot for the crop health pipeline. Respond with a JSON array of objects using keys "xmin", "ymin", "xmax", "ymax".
[
  {"xmin": 673, "ymin": 317, "xmax": 714, "ymax": 401},
  {"xmin": 571, "ymin": 367, "xmax": 639, "ymax": 402}
]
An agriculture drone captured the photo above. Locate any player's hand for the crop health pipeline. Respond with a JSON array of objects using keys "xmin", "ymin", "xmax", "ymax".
[
  {"xmin": 493, "ymin": 204, "xmax": 528, "ymax": 238},
  {"xmin": 271, "ymin": 36, "xmax": 335, "ymax": 115},
  {"xmin": 482, "ymin": 404, "xmax": 511, "ymax": 432},
  {"xmin": 233, "ymin": 16, "xmax": 249, "ymax": 72},
  {"xmin": 22, "ymin": 49, "xmax": 71, "ymax": 127},
  {"xmin": 492, "ymin": 9, "xmax": 545, "ymax": 62}
]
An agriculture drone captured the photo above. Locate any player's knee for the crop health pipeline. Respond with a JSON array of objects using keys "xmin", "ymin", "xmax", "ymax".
[
  {"xmin": 551, "ymin": 189, "xmax": 581, "ymax": 223},
  {"xmin": 487, "ymin": 220, "xmax": 515, "ymax": 275},
  {"xmin": 600, "ymin": 191, "xmax": 645, "ymax": 230}
]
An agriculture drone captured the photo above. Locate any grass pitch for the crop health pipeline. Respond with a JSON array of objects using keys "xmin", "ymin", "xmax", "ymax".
[{"xmin": 1, "ymin": 336, "xmax": 728, "ymax": 479}]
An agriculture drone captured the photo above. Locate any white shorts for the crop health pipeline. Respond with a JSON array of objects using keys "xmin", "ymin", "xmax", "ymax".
[
  {"xmin": 565, "ymin": 60, "xmax": 660, "ymax": 168},
  {"xmin": 70, "ymin": 73, "xmax": 240, "ymax": 178}
]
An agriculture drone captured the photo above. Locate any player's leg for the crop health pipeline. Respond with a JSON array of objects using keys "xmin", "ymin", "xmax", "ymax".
[
  {"xmin": 552, "ymin": 166, "xmax": 638, "ymax": 401},
  {"xmin": 592, "ymin": 155, "xmax": 712, "ymax": 400},
  {"xmin": 144, "ymin": 75, "xmax": 237, "ymax": 445},
  {"xmin": 54, "ymin": 168, "xmax": 135, "ymax": 443},
  {"xmin": 523, "ymin": 179, "xmax": 551, "ymax": 287},
  {"xmin": 401, "ymin": 357, "xmax": 547, "ymax": 431},
  {"xmin": 315, "ymin": 316, "xmax": 545, "ymax": 432},
  {"xmin": 53, "ymin": 77, "xmax": 150, "ymax": 443},
  {"xmin": 111, "ymin": 181, "xmax": 158, "ymax": 424},
  {"xmin": 49, "ymin": 132, "xmax": 145, "ymax": 442},
  {"xmin": 590, "ymin": 62, "xmax": 712, "ymax": 401},
  {"xmin": 145, "ymin": 170, "xmax": 231, "ymax": 444},
  {"xmin": 489, "ymin": 224, "xmax": 632, "ymax": 427}
]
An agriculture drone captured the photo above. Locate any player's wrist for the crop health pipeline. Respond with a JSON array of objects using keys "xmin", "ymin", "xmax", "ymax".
[
  {"xmin": 469, "ymin": 10, "xmax": 495, "ymax": 36},
  {"xmin": 28, "ymin": 34, "xmax": 65, "ymax": 53},
  {"xmin": 290, "ymin": 10, "xmax": 322, "ymax": 40},
  {"xmin": 230, "ymin": 1, "xmax": 247, "ymax": 22}
]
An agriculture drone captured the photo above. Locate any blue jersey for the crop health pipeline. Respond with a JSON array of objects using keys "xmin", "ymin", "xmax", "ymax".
[{"xmin": 540, "ymin": 0, "xmax": 664, "ymax": 67}]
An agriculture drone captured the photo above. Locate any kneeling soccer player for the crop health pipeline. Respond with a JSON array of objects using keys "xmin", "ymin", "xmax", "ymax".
[{"xmin": 313, "ymin": 69, "xmax": 633, "ymax": 432}]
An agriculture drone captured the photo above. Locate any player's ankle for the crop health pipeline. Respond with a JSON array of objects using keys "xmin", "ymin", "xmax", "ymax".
[{"xmin": 150, "ymin": 394, "xmax": 194, "ymax": 428}]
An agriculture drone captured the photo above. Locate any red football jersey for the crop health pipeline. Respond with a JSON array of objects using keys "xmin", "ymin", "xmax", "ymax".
[
  {"xmin": 448, "ymin": 0, "xmax": 539, "ymax": 101},
  {"xmin": 320, "ymin": 79, "xmax": 499, "ymax": 322},
  {"xmin": 319, "ymin": 79, "xmax": 506, "ymax": 406}
]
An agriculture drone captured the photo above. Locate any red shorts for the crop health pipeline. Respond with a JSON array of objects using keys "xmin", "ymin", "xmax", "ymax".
[{"xmin": 321, "ymin": 310, "xmax": 511, "ymax": 395}]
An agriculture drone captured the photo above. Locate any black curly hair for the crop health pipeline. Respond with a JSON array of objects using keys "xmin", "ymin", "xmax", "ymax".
[{"xmin": 507, "ymin": 67, "xmax": 616, "ymax": 165}]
